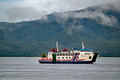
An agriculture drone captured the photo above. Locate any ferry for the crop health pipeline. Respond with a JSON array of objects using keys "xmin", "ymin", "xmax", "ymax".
[{"xmin": 38, "ymin": 42, "xmax": 99, "ymax": 64}]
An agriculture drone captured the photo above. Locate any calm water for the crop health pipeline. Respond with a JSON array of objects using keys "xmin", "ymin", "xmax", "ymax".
[{"xmin": 0, "ymin": 57, "xmax": 120, "ymax": 80}]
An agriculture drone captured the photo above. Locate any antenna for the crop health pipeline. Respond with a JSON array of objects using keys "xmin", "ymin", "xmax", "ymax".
[
  {"xmin": 82, "ymin": 42, "xmax": 85, "ymax": 49},
  {"xmin": 56, "ymin": 41, "xmax": 59, "ymax": 52}
]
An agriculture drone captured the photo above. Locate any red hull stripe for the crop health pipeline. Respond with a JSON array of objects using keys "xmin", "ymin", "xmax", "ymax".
[{"xmin": 39, "ymin": 58, "xmax": 86, "ymax": 61}]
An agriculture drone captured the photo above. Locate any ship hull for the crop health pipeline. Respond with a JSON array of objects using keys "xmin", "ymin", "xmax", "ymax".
[
  {"xmin": 39, "ymin": 60, "xmax": 93, "ymax": 64},
  {"xmin": 38, "ymin": 53, "xmax": 99, "ymax": 64}
]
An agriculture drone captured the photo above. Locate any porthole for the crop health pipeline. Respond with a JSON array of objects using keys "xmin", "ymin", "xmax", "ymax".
[{"xmin": 66, "ymin": 57, "xmax": 68, "ymax": 59}]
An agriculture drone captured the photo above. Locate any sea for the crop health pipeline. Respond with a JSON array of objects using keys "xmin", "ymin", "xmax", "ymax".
[{"xmin": 0, "ymin": 57, "xmax": 120, "ymax": 80}]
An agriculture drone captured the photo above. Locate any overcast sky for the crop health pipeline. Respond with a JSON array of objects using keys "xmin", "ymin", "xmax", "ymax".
[{"xmin": 0, "ymin": 0, "xmax": 119, "ymax": 22}]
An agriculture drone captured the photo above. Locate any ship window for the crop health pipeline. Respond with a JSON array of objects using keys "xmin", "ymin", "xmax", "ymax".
[
  {"xmin": 85, "ymin": 53, "xmax": 91, "ymax": 55},
  {"xmin": 62, "ymin": 57, "xmax": 64, "ymax": 59},
  {"xmin": 69, "ymin": 57, "xmax": 71, "ymax": 59},
  {"xmin": 63, "ymin": 54, "xmax": 65, "ymax": 56},
  {"xmin": 58, "ymin": 57, "xmax": 60, "ymax": 59},
  {"xmin": 89, "ymin": 56, "xmax": 91, "ymax": 59},
  {"xmin": 66, "ymin": 54, "xmax": 68, "ymax": 56},
  {"xmin": 60, "ymin": 53, "xmax": 62, "ymax": 56},
  {"xmin": 77, "ymin": 57, "xmax": 79, "ymax": 59},
  {"xmin": 57, "ymin": 54, "xmax": 59, "ymax": 56},
  {"xmin": 66, "ymin": 57, "xmax": 68, "ymax": 59}
]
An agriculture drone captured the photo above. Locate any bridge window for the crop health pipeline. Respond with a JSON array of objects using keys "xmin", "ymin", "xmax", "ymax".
[
  {"xmin": 69, "ymin": 57, "xmax": 71, "ymax": 59},
  {"xmin": 85, "ymin": 53, "xmax": 91, "ymax": 55},
  {"xmin": 58, "ymin": 57, "xmax": 60, "ymax": 59},
  {"xmin": 66, "ymin": 57, "xmax": 68, "ymax": 59},
  {"xmin": 62, "ymin": 57, "xmax": 64, "ymax": 59},
  {"xmin": 89, "ymin": 56, "xmax": 91, "ymax": 59}
]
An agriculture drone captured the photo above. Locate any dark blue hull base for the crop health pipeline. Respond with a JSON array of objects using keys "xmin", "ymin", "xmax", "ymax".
[{"xmin": 39, "ymin": 61, "xmax": 93, "ymax": 64}]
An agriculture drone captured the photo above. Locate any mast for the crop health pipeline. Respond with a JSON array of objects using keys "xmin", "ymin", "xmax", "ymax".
[
  {"xmin": 82, "ymin": 42, "xmax": 85, "ymax": 49},
  {"xmin": 56, "ymin": 41, "xmax": 59, "ymax": 52}
]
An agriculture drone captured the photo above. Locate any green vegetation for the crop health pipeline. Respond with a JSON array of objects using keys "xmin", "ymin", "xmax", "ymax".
[{"xmin": 0, "ymin": 6, "xmax": 120, "ymax": 57}]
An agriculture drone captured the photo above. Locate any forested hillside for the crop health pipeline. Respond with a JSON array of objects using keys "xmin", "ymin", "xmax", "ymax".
[{"xmin": 0, "ymin": 3, "xmax": 120, "ymax": 57}]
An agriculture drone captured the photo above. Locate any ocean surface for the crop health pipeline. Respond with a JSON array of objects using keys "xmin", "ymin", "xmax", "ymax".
[{"xmin": 0, "ymin": 57, "xmax": 120, "ymax": 80}]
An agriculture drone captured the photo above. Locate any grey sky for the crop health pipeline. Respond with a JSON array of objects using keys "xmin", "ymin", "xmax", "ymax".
[{"xmin": 0, "ymin": 0, "xmax": 119, "ymax": 22}]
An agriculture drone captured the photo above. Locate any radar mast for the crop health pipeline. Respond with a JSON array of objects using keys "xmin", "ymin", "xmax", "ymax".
[
  {"xmin": 56, "ymin": 41, "xmax": 59, "ymax": 52},
  {"xmin": 82, "ymin": 42, "xmax": 85, "ymax": 49}
]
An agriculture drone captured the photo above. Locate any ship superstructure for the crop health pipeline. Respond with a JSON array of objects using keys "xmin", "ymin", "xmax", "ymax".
[{"xmin": 38, "ymin": 42, "xmax": 99, "ymax": 64}]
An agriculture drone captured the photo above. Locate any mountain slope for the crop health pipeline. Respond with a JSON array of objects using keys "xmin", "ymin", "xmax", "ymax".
[{"xmin": 0, "ymin": 3, "xmax": 120, "ymax": 57}]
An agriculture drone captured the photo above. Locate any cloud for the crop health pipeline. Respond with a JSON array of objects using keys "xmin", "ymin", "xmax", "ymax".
[
  {"xmin": 67, "ymin": 25, "xmax": 83, "ymax": 35},
  {"xmin": 54, "ymin": 2, "xmax": 120, "ymax": 28},
  {"xmin": 0, "ymin": 0, "xmax": 24, "ymax": 2},
  {"xmin": 74, "ymin": 11, "xmax": 118, "ymax": 27},
  {"xmin": 5, "ymin": 6, "xmax": 46, "ymax": 22},
  {"xmin": 0, "ymin": 0, "xmax": 120, "ymax": 22}
]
